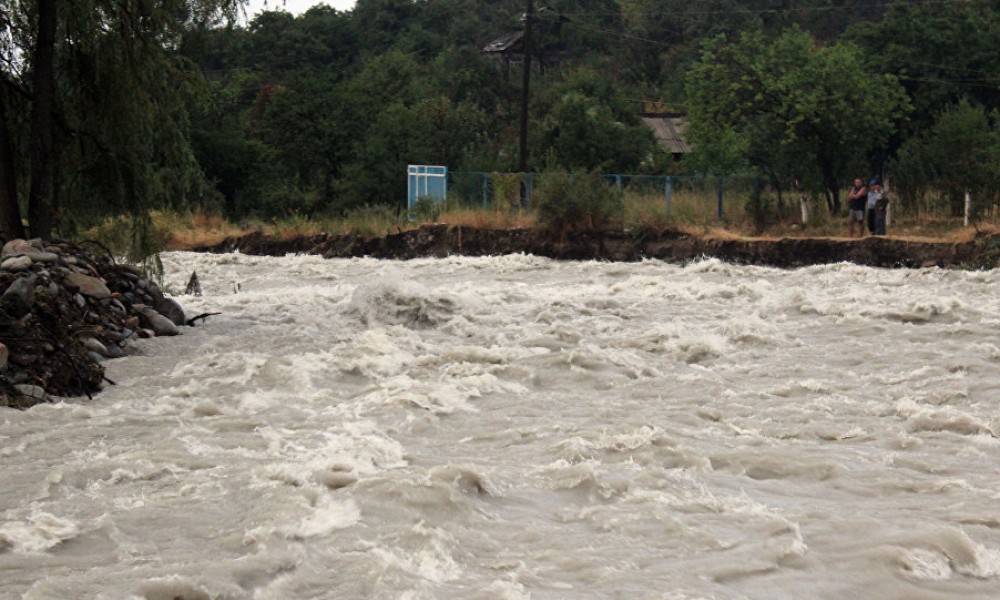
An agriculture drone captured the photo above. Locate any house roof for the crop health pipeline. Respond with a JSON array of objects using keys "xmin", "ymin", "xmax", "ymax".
[
  {"xmin": 483, "ymin": 31, "xmax": 524, "ymax": 54},
  {"xmin": 640, "ymin": 115, "xmax": 691, "ymax": 154}
]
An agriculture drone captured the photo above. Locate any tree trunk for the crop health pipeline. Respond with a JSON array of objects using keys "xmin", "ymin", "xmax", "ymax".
[
  {"xmin": 821, "ymin": 169, "xmax": 841, "ymax": 215},
  {"xmin": 816, "ymin": 136, "xmax": 841, "ymax": 215},
  {"xmin": 766, "ymin": 172, "xmax": 784, "ymax": 217},
  {"xmin": 27, "ymin": 0, "xmax": 57, "ymax": 239},
  {"xmin": 949, "ymin": 190, "xmax": 964, "ymax": 217},
  {"xmin": 0, "ymin": 95, "xmax": 26, "ymax": 240}
]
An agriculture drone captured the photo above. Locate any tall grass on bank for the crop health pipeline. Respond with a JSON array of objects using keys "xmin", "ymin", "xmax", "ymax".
[
  {"xmin": 85, "ymin": 185, "xmax": 1000, "ymax": 259},
  {"xmin": 153, "ymin": 209, "xmax": 249, "ymax": 248},
  {"xmin": 623, "ymin": 186, "xmax": 1000, "ymax": 240}
]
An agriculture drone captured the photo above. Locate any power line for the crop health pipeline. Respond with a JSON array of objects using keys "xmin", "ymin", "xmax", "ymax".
[
  {"xmin": 892, "ymin": 59, "xmax": 1000, "ymax": 77},
  {"xmin": 897, "ymin": 76, "xmax": 1000, "ymax": 89},
  {"xmin": 553, "ymin": 0, "xmax": 980, "ymax": 18},
  {"xmin": 533, "ymin": 13, "xmax": 674, "ymax": 48},
  {"xmin": 534, "ymin": 11, "xmax": 1000, "ymax": 88}
]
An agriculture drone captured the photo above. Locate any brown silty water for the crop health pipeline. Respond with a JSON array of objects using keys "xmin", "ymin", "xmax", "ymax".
[{"xmin": 2, "ymin": 252, "xmax": 999, "ymax": 599}]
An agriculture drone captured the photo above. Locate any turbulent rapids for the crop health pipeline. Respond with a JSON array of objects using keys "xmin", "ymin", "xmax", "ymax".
[{"xmin": 2, "ymin": 252, "xmax": 1000, "ymax": 599}]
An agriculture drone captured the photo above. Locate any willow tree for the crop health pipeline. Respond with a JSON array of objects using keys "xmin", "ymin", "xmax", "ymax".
[{"xmin": 0, "ymin": 0, "xmax": 244, "ymax": 240}]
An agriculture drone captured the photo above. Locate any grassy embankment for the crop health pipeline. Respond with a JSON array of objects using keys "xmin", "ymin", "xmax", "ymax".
[{"xmin": 89, "ymin": 189, "xmax": 998, "ymax": 256}]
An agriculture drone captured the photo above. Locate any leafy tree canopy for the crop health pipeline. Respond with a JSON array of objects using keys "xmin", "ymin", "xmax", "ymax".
[
  {"xmin": 5, "ymin": 0, "xmax": 1000, "ymax": 230},
  {"xmin": 686, "ymin": 27, "xmax": 909, "ymax": 212}
]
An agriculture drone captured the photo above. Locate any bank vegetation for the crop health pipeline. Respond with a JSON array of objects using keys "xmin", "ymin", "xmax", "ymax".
[{"xmin": 4, "ymin": 1, "xmax": 1000, "ymax": 264}]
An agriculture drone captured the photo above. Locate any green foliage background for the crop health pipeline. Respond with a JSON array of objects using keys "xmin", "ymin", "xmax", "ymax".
[{"xmin": 4, "ymin": 0, "xmax": 1000, "ymax": 232}]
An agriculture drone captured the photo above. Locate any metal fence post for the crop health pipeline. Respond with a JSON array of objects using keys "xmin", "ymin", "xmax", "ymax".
[
  {"xmin": 615, "ymin": 174, "xmax": 623, "ymax": 192},
  {"xmin": 526, "ymin": 173, "xmax": 533, "ymax": 208},
  {"xmin": 665, "ymin": 176, "xmax": 672, "ymax": 215},
  {"xmin": 482, "ymin": 173, "xmax": 489, "ymax": 208}
]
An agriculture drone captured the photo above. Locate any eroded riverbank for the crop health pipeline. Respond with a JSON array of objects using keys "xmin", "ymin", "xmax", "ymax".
[{"xmin": 195, "ymin": 225, "xmax": 1000, "ymax": 269}]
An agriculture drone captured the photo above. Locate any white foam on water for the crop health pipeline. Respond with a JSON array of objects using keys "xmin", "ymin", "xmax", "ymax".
[
  {"xmin": 894, "ymin": 398, "xmax": 995, "ymax": 436},
  {"xmin": 371, "ymin": 521, "xmax": 464, "ymax": 584},
  {"xmin": 285, "ymin": 496, "xmax": 360, "ymax": 539},
  {"xmin": 892, "ymin": 528, "xmax": 1000, "ymax": 582},
  {"xmin": 0, "ymin": 511, "xmax": 79, "ymax": 553},
  {"xmin": 899, "ymin": 547, "xmax": 954, "ymax": 581},
  {"xmin": 4, "ymin": 252, "xmax": 1000, "ymax": 598}
]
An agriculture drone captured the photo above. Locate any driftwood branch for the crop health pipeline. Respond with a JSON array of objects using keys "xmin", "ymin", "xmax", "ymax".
[{"xmin": 186, "ymin": 312, "xmax": 221, "ymax": 327}]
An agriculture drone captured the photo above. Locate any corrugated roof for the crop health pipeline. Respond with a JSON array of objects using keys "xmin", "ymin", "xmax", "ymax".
[
  {"xmin": 483, "ymin": 31, "xmax": 524, "ymax": 54},
  {"xmin": 640, "ymin": 116, "xmax": 691, "ymax": 154}
]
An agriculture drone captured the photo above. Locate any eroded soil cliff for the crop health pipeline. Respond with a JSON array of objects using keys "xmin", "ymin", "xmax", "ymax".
[{"xmin": 196, "ymin": 226, "xmax": 1000, "ymax": 269}]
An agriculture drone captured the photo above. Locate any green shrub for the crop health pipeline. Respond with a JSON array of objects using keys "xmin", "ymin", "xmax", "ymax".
[
  {"xmin": 411, "ymin": 196, "xmax": 443, "ymax": 221},
  {"xmin": 491, "ymin": 172, "xmax": 524, "ymax": 213},
  {"xmin": 623, "ymin": 190, "xmax": 671, "ymax": 230},
  {"xmin": 339, "ymin": 204, "xmax": 404, "ymax": 237},
  {"xmin": 532, "ymin": 171, "xmax": 624, "ymax": 232}
]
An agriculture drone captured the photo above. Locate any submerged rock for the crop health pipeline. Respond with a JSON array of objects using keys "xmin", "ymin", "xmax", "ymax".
[
  {"xmin": 135, "ymin": 305, "xmax": 180, "ymax": 336},
  {"xmin": 14, "ymin": 384, "xmax": 47, "ymax": 402},
  {"xmin": 184, "ymin": 271, "xmax": 202, "ymax": 296},
  {"xmin": 81, "ymin": 337, "xmax": 109, "ymax": 356},
  {"xmin": 156, "ymin": 297, "xmax": 186, "ymax": 327}
]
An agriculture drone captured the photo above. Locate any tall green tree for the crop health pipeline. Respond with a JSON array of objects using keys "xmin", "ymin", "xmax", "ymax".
[
  {"xmin": 536, "ymin": 68, "xmax": 655, "ymax": 172},
  {"xmin": 845, "ymin": 0, "xmax": 1000, "ymax": 135},
  {"xmin": 686, "ymin": 28, "xmax": 909, "ymax": 213},
  {"xmin": 891, "ymin": 100, "xmax": 1000, "ymax": 217},
  {"xmin": 0, "ymin": 0, "xmax": 244, "ymax": 239},
  {"xmin": 171, "ymin": 0, "xmax": 1000, "ymax": 222}
]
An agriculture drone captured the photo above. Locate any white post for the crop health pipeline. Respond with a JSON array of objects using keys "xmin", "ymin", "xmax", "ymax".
[
  {"xmin": 800, "ymin": 195, "xmax": 808, "ymax": 226},
  {"xmin": 964, "ymin": 191, "xmax": 971, "ymax": 227}
]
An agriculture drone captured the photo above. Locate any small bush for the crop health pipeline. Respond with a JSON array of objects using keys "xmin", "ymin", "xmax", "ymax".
[
  {"xmin": 412, "ymin": 196, "xmax": 443, "ymax": 221},
  {"xmin": 335, "ymin": 204, "xmax": 404, "ymax": 238},
  {"xmin": 623, "ymin": 191, "xmax": 671, "ymax": 230},
  {"xmin": 491, "ymin": 172, "xmax": 524, "ymax": 214},
  {"xmin": 532, "ymin": 172, "xmax": 624, "ymax": 232}
]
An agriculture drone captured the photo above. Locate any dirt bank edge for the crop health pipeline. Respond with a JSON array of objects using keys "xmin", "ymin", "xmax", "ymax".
[{"xmin": 192, "ymin": 226, "xmax": 1000, "ymax": 269}]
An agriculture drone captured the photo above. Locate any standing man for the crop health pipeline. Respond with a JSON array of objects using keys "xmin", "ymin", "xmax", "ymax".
[
  {"xmin": 872, "ymin": 181, "xmax": 889, "ymax": 235},
  {"xmin": 866, "ymin": 178, "xmax": 879, "ymax": 235},
  {"xmin": 847, "ymin": 178, "xmax": 867, "ymax": 238}
]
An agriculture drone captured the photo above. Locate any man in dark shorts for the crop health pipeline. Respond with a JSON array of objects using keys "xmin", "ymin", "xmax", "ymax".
[{"xmin": 847, "ymin": 178, "xmax": 867, "ymax": 237}]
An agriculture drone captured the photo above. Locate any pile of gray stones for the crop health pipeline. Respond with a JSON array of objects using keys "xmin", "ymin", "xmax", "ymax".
[{"xmin": 0, "ymin": 238, "xmax": 190, "ymax": 408}]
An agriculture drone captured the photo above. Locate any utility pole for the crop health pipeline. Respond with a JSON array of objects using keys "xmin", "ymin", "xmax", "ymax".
[{"xmin": 518, "ymin": 0, "xmax": 534, "ymax": 204}]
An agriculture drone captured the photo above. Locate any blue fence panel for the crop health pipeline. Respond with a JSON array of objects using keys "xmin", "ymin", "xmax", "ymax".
[
  {"xmin": 407, "ymin": 165, "xmax": 448, "ymax": 212},
  {"xmin": 434, "ymin": 170, "xmax": 763, "ymax": 221}
]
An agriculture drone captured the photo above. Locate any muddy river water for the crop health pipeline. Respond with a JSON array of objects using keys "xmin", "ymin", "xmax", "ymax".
[{"xmin": 2, "ymin": 252, "xmax": 1000, "ymax": 599}]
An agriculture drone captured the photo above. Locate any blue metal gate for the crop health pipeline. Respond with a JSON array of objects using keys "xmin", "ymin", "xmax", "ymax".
[{"xmin": 407, "ymin": 165, "xmax": 448, "ymax": 212}]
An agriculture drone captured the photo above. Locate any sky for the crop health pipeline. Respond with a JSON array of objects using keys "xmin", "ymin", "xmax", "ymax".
[{"xmin": 244, "ymin": 0, "xmax": 357, "ymax": 18}]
